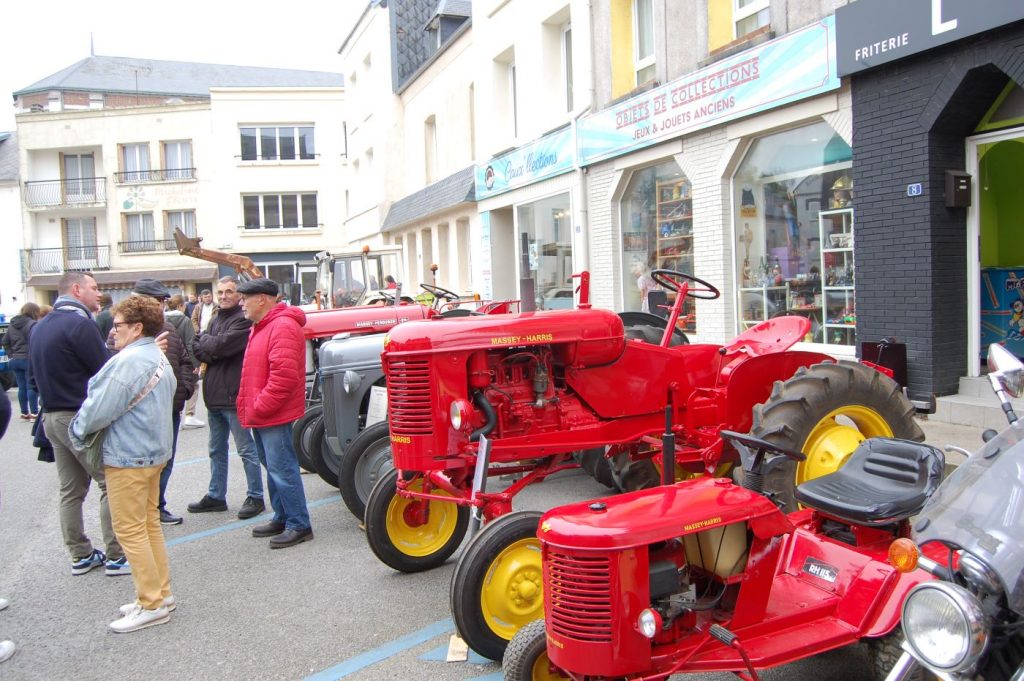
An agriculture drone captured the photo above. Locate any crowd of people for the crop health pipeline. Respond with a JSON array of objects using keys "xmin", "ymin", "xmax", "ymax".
[{"xmin": 0, "ymin": 271, "xmax": 313, "ymax": 650}]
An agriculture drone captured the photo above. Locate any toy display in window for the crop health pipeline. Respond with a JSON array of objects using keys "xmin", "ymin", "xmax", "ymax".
[{"xmin": 830, "ymin": 174, "xmax": 853, "ymax": 208}]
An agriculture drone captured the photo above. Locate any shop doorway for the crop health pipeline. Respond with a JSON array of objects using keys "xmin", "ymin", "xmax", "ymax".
[
  {"xmin": 967, "ymin": 127, "xmax": 1024, "ymax": 375},
  {"xmin": 515, "ymin": 193, "xmax": 573, "ymax": 311}
]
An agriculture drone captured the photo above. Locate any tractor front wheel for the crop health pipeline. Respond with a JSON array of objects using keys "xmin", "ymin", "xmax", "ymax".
[
  {"xmin": 451, "ymin": 511, "xmax": 544, "ymax": 661},
  {"xmin": 364, "ymin": 467, "xmax": 469, "ymax": 573},
  {"xmin": 751, "ymin": 360, "xmax": 924, "ymax": 512},
  {"xmin": 338, "ymin": 421, "xmax": 393, "ymax": 521},
  {"xmin": 502, "ymin": 619, "xmax": 568, "ymax": 681},
  {"xmin": 291, "ymin": 406, "xmax": 323, "ymax": 475}
]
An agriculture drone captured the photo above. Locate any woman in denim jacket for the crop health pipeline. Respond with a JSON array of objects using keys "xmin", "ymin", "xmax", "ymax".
[{"xmin": 70, "ymin": 296, "xmax": 177, "ymax": 634}]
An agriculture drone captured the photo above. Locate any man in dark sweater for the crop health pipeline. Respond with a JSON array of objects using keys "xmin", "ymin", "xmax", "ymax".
[
  {"xmin": 188, "ymin": 276, "xmax": 265, "ymax": 519},
  {"xmin": 29, "ymin": 272, "xmax": 127, "ymax": 577}
]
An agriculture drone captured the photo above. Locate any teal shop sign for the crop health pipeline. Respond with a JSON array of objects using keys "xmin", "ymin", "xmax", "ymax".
[
  {"xmin": 578, "ymin": 16, "xmax": 839, "ymax": 166},
  {"xmin": 475, "ymin": 127, "xmax": 575, "ymax": 200}
]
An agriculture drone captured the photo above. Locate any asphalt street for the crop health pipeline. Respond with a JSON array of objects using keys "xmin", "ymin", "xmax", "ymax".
[{"xmin": 0, "ymin": 400, "xmax": 988, "ymax": 681}]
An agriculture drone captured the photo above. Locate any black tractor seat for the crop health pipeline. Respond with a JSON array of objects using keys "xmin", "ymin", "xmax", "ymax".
[{"xmin": 794, "ymin": 437, "xmax": 945, "ymax": 526}]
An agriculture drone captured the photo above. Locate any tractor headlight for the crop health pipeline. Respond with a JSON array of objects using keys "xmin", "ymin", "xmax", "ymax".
[
  {"xmin": 449, "ymin": 399, "xmax": 472, "ymax": 431},
  {"xmin": 902, "ymin": 582, "xmax": 988, "ymax": 673},
  {"xmin": 342, "ymin": 370, "xmax": 362, "ymax": 394},
  {"xmin": 637, "ymin": 608, "xmax": 662, "ymax": 639}
]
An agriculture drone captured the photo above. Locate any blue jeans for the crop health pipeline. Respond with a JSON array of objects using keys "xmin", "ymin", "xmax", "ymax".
[
  {"xmin": 252, "ymin": 423, "xmax": 310, "ymax": 531},
  {"xmin": 158, "ymin": 411, "xmax": 182, "ymax": 511},
  {"xmin": 207, "ymin": 408, "xmax": 263, "ymax": 502},
  {"xmin": 9, "ymin": 358, "xmax": 38, "ymax": 416}
]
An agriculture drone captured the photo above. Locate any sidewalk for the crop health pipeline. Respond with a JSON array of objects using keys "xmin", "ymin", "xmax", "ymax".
[{"xmin": 915, "ymin": 414, "xmax": 991, "ymax": 472}]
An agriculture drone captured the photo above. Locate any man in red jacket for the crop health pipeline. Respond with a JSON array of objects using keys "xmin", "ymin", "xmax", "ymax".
[{"xmin": 236, "ymin": 279, "xmax": 312, "ymax": 548}]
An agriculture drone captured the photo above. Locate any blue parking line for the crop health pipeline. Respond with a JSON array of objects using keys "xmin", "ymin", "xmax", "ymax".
[
  {"xmin": 173, "ymin": 456, "xmax": 209, "ymax": 467},
  {"xmin": 420, "ymin": 643, "xmax": 493, "ymax": 665},
  {"xmin": 165, "ymin": 496, "xmax": 339, "ymax": 547},
  {"xmin": 303, "ymin": 618, "xmax": 455, "ymax": 681},
  {"xmin": 467, "ymin": 673, "xmax": 503, "ymax": 681}
]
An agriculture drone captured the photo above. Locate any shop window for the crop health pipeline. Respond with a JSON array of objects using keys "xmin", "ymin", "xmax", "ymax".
[
  {"xmin": 619, "ymin": 160, "xmax": 697, "ymax": 331},
  {"xmin": 732, "ymin": 121, "xmax": 854, "ymax": 347},
  {"xmin": 516, "ymin": 193, "xmax": 573, "ymax": 310}
]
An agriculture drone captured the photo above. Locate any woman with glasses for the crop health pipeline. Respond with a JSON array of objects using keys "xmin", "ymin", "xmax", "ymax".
[{"xmin": 69, "ymin": 296, "xmax": 177, "ymax": 634}]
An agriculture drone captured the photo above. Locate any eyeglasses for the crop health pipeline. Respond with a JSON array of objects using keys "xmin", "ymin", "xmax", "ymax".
[{"xmin": 112, "ymin": 321, "xmax": 138, "ymax": 331}]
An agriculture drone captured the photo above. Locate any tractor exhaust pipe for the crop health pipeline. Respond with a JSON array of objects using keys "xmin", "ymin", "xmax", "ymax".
[{"xmin": 661, "ymin": 397, "xmax": 675, "ymax": 487}]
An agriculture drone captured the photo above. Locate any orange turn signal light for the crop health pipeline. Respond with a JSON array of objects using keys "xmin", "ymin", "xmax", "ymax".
[{"xmin": 889, "ymin": 538, "xmax": 920, "ymax": 573}]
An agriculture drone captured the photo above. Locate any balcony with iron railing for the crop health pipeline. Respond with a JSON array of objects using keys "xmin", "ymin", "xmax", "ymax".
[
  {"xmin": 117, "ymin": 239, "xmax": 178, "ymax": 254},
  {"xmin": 113, "ymin": 168, "xmax": 197, "ymax": 184},
  {"xmin": 24, "ymin": 178, "xmax": 106, "ymax": 208},
  {"xmin": 22, "ymin": 246, "xmax": 111, "ymax": 275}
]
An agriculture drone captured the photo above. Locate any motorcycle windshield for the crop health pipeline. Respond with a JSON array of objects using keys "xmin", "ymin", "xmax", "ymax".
[{"xmin": 916, "ymin": 418, "xmax": 1024, "ymax": 615}]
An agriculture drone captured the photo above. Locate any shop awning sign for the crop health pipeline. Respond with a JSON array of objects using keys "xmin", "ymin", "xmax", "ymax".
[
  {"xmin": 577, "ymin": 17, "xmax": 839, "ymax": 166},
  {"xmin": 475, "ymin": 127, "xmax": 575, "ymax": 199},
  {"xmin": 836, "ymin": 0, "xmax": 1024, "ymax": 76}
]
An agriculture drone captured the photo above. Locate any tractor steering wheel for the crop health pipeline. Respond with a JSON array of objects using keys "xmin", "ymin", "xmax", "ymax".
[
  {"xmin": 651, "ymin": 269, "xmax": 721, "ymax": 300},
  {"xmin": 420, "ymin": 283, "xmax": 461, "ymax": 303},
  {"xmin": 719, "ymin": 430, "xmax": 806, "ymax": 461}
]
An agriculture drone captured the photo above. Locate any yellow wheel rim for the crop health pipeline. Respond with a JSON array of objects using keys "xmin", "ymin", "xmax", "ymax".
[
  {"xmin": 531, "ymin": 651, "xmax": 566, "ymax": 680},
  {"xmin": 797, "ymin": 405, "xmax": 893, "ymax": 485},
  {"xmin": 384, "ymin": 480, "xmax": 460, "ymax": 558},
  {"xmin": 481, "ymin": 538, "xmax": 545, "ymax": 642},
  {"xmin": 654, "ymin": 460, "xmax": 733, "ymax": 481}
]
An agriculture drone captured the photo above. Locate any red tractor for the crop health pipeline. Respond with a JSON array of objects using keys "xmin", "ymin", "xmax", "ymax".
[
  {"xmin": 364, "ymin": 269, "xmax": 922, "ymax": 659},
  {"xmin": 500, "ymin": 430, "xmax": 947, "ymax": 681}
]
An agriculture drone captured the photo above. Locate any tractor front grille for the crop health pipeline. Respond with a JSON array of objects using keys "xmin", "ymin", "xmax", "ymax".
[
  {"xmin": 386, "ymin": 359, "xmax": 434, "ymax": 435},
  {"xmin": 545, "ymin": 550, "xmax": 613, "ymax": 642}
]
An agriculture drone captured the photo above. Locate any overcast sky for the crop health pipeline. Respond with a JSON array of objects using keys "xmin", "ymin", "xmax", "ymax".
[{"xmin": 1, "ymin": 0, "xmax": 363, "ymax": 131}]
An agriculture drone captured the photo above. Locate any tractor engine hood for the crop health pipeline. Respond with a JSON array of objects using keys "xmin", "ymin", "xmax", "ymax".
[
  {"xmin": 302, "ymin": 304, "xmax": 432, "ymax": 341},
  {"xmin": 538, "ymin": 478, "xmax": 794, "ymax": 551},
  {"xmin": 383, "ymin": 308, "xmax": 627, "ymax": 368}
]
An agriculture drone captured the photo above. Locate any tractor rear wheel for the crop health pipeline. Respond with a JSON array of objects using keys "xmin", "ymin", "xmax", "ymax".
[
  {"xmin": 365, "ymin": 467, "xmax": 469, "ymax": 573},
  {"xmin": 291, "ymin": 406, "xmax": 322, "ymax": 474},
  {"xmin": 451, "ymin": 511, "xmax": 544, "ymax": 661},
  {"xmin": 338, "ymin": 421, "xmax": 393, "ymax": 521},
  {"xmin": 608, "ymin": 452, "xmax": 661, "ymax": 492},
  {"xmin": 503, "ymin": 619, "xmax": 568, "ymax": 681},
  {"xmin": 574, "ymin": 448, "xmax": 619, "ymax": 490},
  {"xmin": 308, "ymin": 417, "xmax": 341, "ymax": 488},
  {"xmin": 751, "ymin": 360, "xmax": 924, "ymax": 512}
]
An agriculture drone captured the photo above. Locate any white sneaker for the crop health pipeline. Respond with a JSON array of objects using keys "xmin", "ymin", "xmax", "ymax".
[
  {"xmin": 183, "ymin": 416, "xmax": 205, "ymax": 429},
  {"xmin": 119, "ymin": 595, "xmax": 176, "ymax": 616},
  {"xmin": 109, "ymin": 604, "xmax": 170, "ymax": 633},
  {"xmin": 0, "ymin": 641, "xmax": 14, "ymax": 663},
  {"xmin": 0, "ymin": 598, "xmax": 8, "ymax": 611}
]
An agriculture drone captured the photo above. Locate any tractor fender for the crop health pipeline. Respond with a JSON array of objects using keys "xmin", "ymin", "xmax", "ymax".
[
  {"xmin": 863, "ymin": 568, "xmax": 935, "ymax": 638},
  {"xmin": 718, "ymin": 351, "xmax": 834, "ymax": 433}
]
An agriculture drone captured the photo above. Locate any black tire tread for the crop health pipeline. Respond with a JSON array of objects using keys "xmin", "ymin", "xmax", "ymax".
[
  {"xmin": 451, "ymin": 511, "xmax": 543, "ymax": 661},
  {"xmin": 307, "ymin": 417, "xmax": 340, "ymax": 488},
  {"xmin": 338, "ymin": 420, "xmax": 392, "ymax": 521},
  {"xmin": 501, "ymin": 619, "xmax": 552, "ymax": 681},
  {"xmin": 751, "ymin": 360, "xmax": 924, "ymax": 511},
  {"xmin": 864, "ymin": 632, "xmax": 928, "ymax": 681},
  {"xmin": 365, "ymin": 467, "xmax": 469, "ymax": 573},
  {"xmin": 291, "ymin": 406, "xmax": 323, "ymax": 474}
]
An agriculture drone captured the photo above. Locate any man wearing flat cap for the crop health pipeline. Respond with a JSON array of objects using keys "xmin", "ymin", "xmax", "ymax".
[
  {"xmin": 124, "ymin": 279, "xmax": 195, "ymax": 526},
  {"xmin": 236, "ymin": 278, "xmax": 313, "ymax": 548}
]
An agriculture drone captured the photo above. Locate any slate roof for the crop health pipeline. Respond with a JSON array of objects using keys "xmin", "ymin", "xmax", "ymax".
[
  {"xmin": 381, "ymin": 165, "xmax": 475, "ymax": 233},
  {"xmin": 391, "ymin": 0, "xmax": 436, "ymax": 89},
  {"xmin": 0, "ymin": 132, "xmax": 18, "ymax": 182},
  {"xmin": 15, "ymin": 56, "xmax": 343, "ymax": 98},
  {"xmin": 433, "ymin": 0, "xmax": 471, "ymax": 20}
]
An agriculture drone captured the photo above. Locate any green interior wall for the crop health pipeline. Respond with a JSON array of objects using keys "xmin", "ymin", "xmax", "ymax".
[{"xmin": 979, "ymin": 138, "xmax": 1024, "ymax": 267}]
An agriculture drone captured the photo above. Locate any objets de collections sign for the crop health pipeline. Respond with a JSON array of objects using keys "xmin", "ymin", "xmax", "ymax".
[
  {"xmin": 577, "ymin": 17, "xmax": 839, "ymax": 166},
  {"xmin": 836, "ymin": 0, "xmax": 1024, "ymax": 76}
]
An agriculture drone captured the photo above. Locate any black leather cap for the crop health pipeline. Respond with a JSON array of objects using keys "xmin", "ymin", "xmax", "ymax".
[{"xmin": 236, "ymin": 278, "xmax": 279, "ymax": 297}]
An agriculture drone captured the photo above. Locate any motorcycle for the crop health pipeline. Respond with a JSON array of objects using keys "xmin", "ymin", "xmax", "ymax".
[{"xmin": 885, "ymin": 343, "xmax": 1024, "ymax": 681}]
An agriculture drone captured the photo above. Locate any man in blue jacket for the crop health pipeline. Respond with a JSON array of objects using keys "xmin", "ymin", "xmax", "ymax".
[{"xmin": 29, "ymin": 272, "xmax": 128, "ymax": 577}]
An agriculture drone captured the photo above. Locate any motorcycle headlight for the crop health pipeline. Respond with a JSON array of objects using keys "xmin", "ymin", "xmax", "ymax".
[
  {"xmin": 342, "ymin": 370, "xmax": 362, "ymax": 394},
  {"xmin": 902, "ymin": 581, "xmax": 989, "ymax": 673}
]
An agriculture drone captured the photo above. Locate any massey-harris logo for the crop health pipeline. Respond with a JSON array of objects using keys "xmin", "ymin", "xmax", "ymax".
[
  {"xmin": 390, "ymin": 435, "xmax": 412, "ymax": 445},
  {"xmin": 490, "ymin": 333, "xmax": 554, "ymax": 346},
  {"xmin": 540, "ymin": 520, "xmax": 552, "ymax": 533},
  {"xmin": 683, "ymin": 517, "xmax": 722, "ymax": 532}
]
